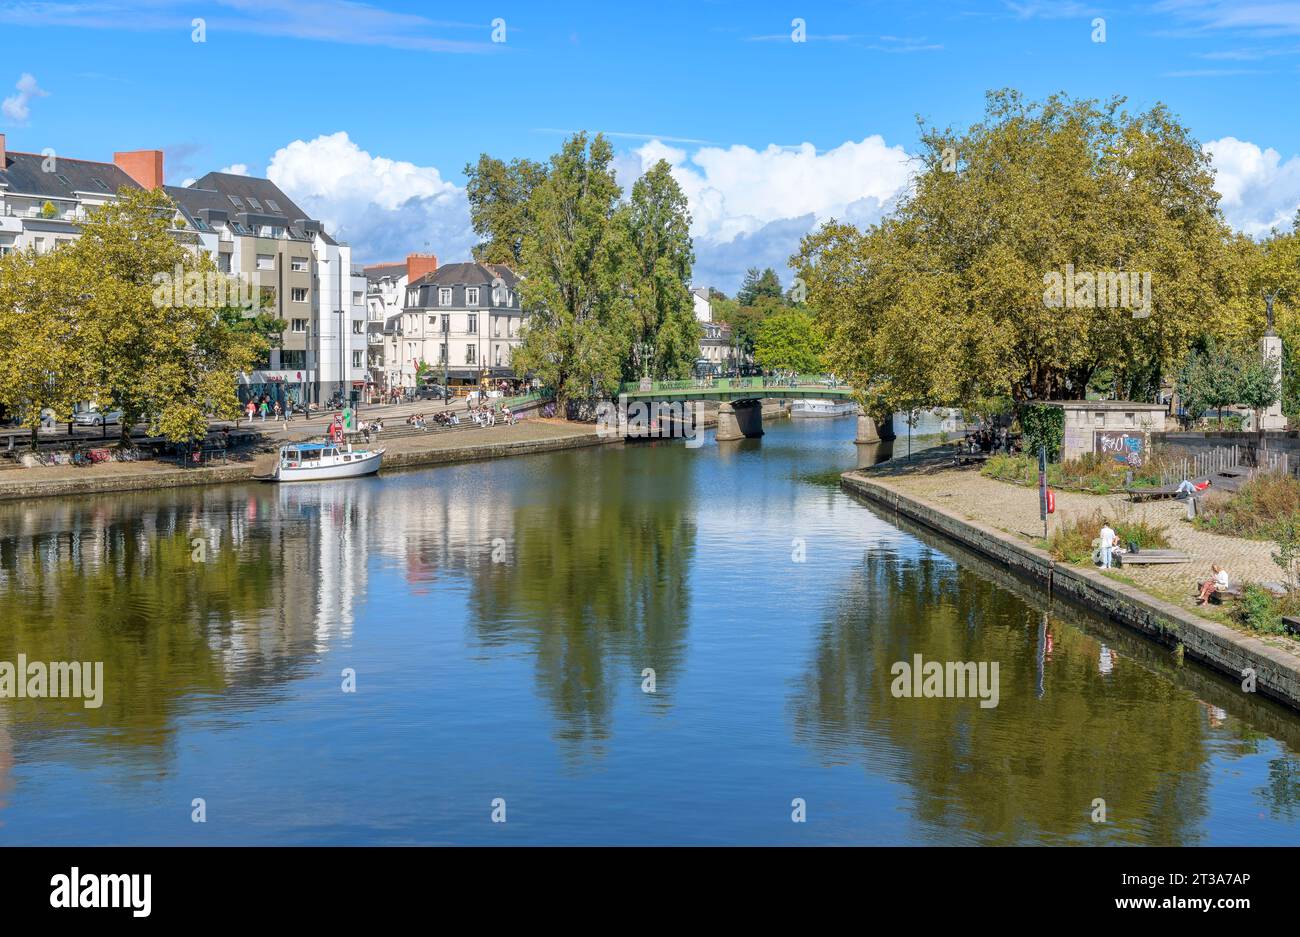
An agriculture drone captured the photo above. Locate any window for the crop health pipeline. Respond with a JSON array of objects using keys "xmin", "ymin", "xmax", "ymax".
[
  {"xmin": 428, "ymin": 315, "xmax": 436, "ymax": 327},
  {"xmin": 440, "ymin": 314, "xmax": 450, "ymax": 333},
  {"xmin": 266, "ymin": 199, "xmax": 281, "ymax": 213},
  {"xmin": 290, "ymin": 257, "xmax": 308, "ymax": 272},
  {"xmin": 493, "ymin": 316, "xmax": 501, "ymax": 338},
  {"xmin": 352, "ymin": 351, "xmax": 363, "ymax": 368},
  {"xmin": 466, "ymin": 344, "xmax": 476, "ymax": 364},
  {"xmin": 467, "ymin": 314, "xmax": 477, "ymax": 334},
  {"xmin": 281, "ymin": 349, "xmax": 306, "ymax": 368},
  {"xmin": 247, "ymin": 197, "xmax": 262, "ymax": 211},
  {"xmin": 217, "ymin": 254, "xmax": 232, "ymax": 273},
  {"xmin": 1125, "ymin": 412, "xmax": 1135, "ymax": 428},
  {"xmin": 291, "ymin": 288, "xmax": 308, "ymax": 303},
  {"xmin": 438, "ymin": 287, "xmax": 453, "ymax": 306},
  {"xmin": 1094, "ymin": 413, "xmax": 1104, "ymax": 428},
  {"xmin": 466, "ymin": 287, "xmax": 480, "ymax": 305},
  {"xmin": 495, "ymin": 344, "xmax": 503, "ymax": 366},
  {"xmin": 492, "ymin": 285, "xmax": 505, "ymax": 305},
  {"xmin": 92, "ymin": 177, "xmax": 110, "ymax": 191},
  {"xmin": 438, "ymin": 343, "xmax": 447, "ymax": 364},
  {"xmin": 352, "ymin": 291, "xmax": 363, "ymax": 305},
  {"xmin": 257, "ymin": 253, "xmax": 274, "ymax": 270},
  {"xmin": 229, "ymin": 196, "xmax": 244, "ymax": 209},
  {"xmin": 352, "ymin": 320, "xmax": 364, "ymax": 335},
  {"xmin": 291, "ymin": 318, "xmax": 308, "ymax": 332}
]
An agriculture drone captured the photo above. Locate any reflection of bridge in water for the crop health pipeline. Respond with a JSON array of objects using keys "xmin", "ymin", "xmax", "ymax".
[{"xmin": 618, "ymin": 377, "xmax": 893, "ymax": 443}]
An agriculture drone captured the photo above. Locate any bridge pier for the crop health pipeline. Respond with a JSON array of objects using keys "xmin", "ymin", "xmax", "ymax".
[
  {"xmin": 716, "ymin": 399, "xmax": 764, "ymax": 442},
  {"xmin": 855, "ymin": 415, "xmax": 882, "ymax": 444}
]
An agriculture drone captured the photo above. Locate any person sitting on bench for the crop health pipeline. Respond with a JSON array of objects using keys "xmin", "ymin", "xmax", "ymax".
[{"xmin": 1197, "ymin": 565, "xmax": 1230, "ymax": 605}]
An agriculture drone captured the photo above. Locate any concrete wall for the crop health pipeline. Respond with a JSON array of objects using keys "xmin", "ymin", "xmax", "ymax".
[{"xmin": 840, "ymin": 471, "xmax": 1300, "ymax": 712}]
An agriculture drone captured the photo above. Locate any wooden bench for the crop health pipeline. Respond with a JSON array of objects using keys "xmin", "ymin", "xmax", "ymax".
[{"xmin": 1117, "ymin": 549, "xmax": 1190, "ymax": 566}]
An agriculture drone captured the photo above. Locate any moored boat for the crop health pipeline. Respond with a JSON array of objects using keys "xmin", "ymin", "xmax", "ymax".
[
  {"xmin": 791, "ymin": 399, "xmax": 858, "ymax": 418},
  {"xmin": 268, "ymin": 442, "xmax": 384, "ymax": 482}
]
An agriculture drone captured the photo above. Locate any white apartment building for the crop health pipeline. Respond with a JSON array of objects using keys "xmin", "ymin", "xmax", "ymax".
[
  {"xmin": 1, "ymin": 134, "xmax": 368, "ymax": 406},
  {"xmin": 393, "ymin": 261, "xmax": 525, "ymax": 391},
  {"xmin": 363, "ymin": 254, "xmax": 439, "ymax": 393},
  {"xmin": 0, "ymin": 133, "xmax": 156, "ymax": 256},
  {"xmin": 166, "ymin": 172, "xmax": 368, "ymax": 406}
]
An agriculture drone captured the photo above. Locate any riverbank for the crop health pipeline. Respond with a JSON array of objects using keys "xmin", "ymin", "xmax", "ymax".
[
  {"xmin": 0, "ymin": 420, "xmax": 615, "ymax": 503},
  {"xmin": 841, "ymin": 455, "xmax": 1300, "ymax": 712}
]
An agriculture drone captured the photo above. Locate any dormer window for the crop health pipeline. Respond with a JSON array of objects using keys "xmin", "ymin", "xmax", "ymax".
[
  {"xmin": 266, "ymin": 199, "xmax": 281, "ymax": 212},
  {"xmin": 229, "ymin": 195, "xmax": 244, "ymax": 209},
  {"xmin": 247, "ymin": 197, "xmax": 262, "ymax": 211},
  {"xmin": 438, "ymin": 287, "xmax": 452, "ymax": 306},
  {"xmin": 466, "ymin": 287, "xmax": 480, "ymax": 305}
]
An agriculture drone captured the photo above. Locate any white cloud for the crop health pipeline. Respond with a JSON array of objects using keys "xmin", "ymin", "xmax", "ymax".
[
  {"xmin": 218, "ymin": 163, "xmax": 250, "ymax": 176},
  {"xmin": 2, "ymin": 72, "xmax": 48, "ymax": 124},
  {"xmin": 245, "ymin": 129, "xmax": 1300, "ymax": 294},
  {"xmin": 618, "ymin": 135, "xmax": 913, "ymax": 291},
  {"xmin": 264, "ymin": 131, "xmax": 472, "ymax": 264},
  {"xmin": 1205, "ymin": 136, "xmax": 1300, "ymax": 235}
]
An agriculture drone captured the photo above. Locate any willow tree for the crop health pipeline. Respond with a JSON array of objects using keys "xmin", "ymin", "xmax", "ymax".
[
  {"xmin": 622, "ymin": 160, "xmax": 699, "ymax": 381},
  {"xmin": 513, "ymin": 133, "xmax": 631, "ymax": 414},
  {"xmin": 794, "ymin": 89, "xmax": 1231, "ymax": 414}
]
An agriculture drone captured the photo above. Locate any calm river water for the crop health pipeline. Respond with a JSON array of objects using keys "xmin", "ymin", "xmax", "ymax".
[{"xmin": 0, "ymin": 418, "xmax": 1298, "ymax": 845}]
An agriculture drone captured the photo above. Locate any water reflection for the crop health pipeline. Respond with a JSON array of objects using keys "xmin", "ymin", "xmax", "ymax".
[{"xmin": 0, "ymin": 417, "xmax": 1295, "ymax": 843}]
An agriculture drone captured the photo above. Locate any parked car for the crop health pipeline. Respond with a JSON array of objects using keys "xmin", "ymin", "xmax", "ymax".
[
  {"xmin": 415, "ymin": 384, "xmax": 449, "ymax": 401},
  {"xmin": 74, "ymin": 408, "xmax": 123, "ymax": 426}
]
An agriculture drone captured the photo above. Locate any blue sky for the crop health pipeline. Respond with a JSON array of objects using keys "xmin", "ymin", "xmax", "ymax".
[{"xmin": 3, "ymin": 0, "xmax": 1300, "ymax": 290}]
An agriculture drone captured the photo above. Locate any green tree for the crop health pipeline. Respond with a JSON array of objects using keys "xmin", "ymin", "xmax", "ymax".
[
  {"xmin": 513, "ymin": 133, "xmax": 630, "ymax": 415},
  {"xmin": 0, "ymin": 246, "xmax": 95, "ymax": 449},
  {"xmin": 74, "ymin": 187, "xmax": 268, "ymax": 443},
  {"xmin": 737, "ymin": 266, "xmax": 783, "ymax": 306},
  {"xmin": 622, "ymin": 160, "xmax": 699, "ymax": 380},
  {"xmin": 464, "ymin": 154, "xmax": 547, "ymax": 266},
  {"xmin": 753, "ymin": 309, "xmax": 825, "ymax": 374},
  {"xmin": 1177, "ymin": 342, "xmax": 1245, "ymax": 427},
  {"xmin": 795, "ymin": 89, "xmax": 1231, "ymax": 416}
]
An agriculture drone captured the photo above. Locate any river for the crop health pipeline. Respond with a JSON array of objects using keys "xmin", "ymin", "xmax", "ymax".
[{"xmin": 0, "ymin": 417, "xmax": 1297, "ymax": 844}]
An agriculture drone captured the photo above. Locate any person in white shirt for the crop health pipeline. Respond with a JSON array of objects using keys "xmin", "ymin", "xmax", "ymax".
[
  {"xmin": 1099, "ymin": 523, "xmax": 1117, "ymax": 569},
  {"xmin": 1197, "ymin": 565, "xmax": 1230, "ymax": 605}
]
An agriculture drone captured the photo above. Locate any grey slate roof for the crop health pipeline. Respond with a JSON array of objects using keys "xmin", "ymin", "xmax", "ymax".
[
  {"xmin": 165, "ymin": 172, "xmax": 336, "ymax": 243},
  {"xmin": 409, "ymin": 262, "xmax": 521, "ymax": 289},
  {"xmin": 0, "ymin": 150, "xmax": 140, "ymax": 199}
]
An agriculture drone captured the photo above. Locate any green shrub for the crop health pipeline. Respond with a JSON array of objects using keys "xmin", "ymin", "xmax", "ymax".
[
  {"xmin": 1019, "ymin": 404, "xmax": 1065, "ymax": 462},
  {"xmin": 1233, "ymin": 585, "xmax": 1286, "ymax": 634},
  {"xmin": 1195, "ymin": 473, "xmax": 1300, "ymax": 540},
  {"xmin": 1047, "ymin": 507, "xmax": 1171, "ymax": 565}
]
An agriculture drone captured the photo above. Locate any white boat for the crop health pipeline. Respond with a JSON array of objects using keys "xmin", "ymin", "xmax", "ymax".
[
  {"xmin": 270, "ymin": 441, "xmax": 384, "ymax": 482},
  {"xmin": 792, "ymin": 398, "xmax": 858, "ymax": 418}
]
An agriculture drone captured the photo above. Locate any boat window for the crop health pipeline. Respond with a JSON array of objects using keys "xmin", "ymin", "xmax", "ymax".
[{"xmin": 284, "ymin": 450, "xmax": 298, "ymax": 460}]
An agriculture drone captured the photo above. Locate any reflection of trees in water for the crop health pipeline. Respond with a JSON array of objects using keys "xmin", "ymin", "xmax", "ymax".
[
  {"xmin": 0, "ymin": 490, "xmax": 319, "ymax": 763},
  {"xmin": 790, "ymin": 548, "xmax": 1215, "ymax": 844},
  {"xmin": 1259, "ymin": 757, "xmax": 1300, "ymax": 821},
  {"xmin": 467, "ymin": 446, "xmax": 696, "ymax": 754}
]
